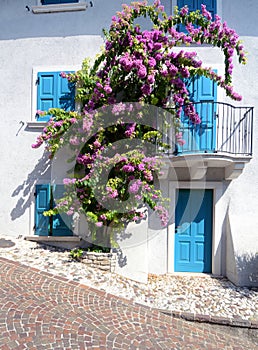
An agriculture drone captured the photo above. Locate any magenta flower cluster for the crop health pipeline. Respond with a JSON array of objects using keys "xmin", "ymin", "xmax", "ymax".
[
  {"xmin": 80, "ymin": 0, "xmax": 247, "ymax": 133},
  {"xmin": 32, "ymin": 1, "xmax": 247, "ymax": 234}
]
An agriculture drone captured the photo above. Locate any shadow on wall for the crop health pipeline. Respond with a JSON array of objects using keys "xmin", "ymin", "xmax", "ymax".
[
  {"xmin": 224, "ymin": 206, "xmax": 236, "ymax": 283},
  {"xmin": 236, "ymin": 253, "xmax": 258, "ymax": 288},
  {"xmin": 10, "ymin": 151, "xmax": 51, "ymax": 221}
]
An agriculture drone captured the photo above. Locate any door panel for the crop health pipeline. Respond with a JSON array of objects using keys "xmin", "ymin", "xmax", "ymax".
[{"xmin": 175, "ymin": 189, "xmax": 213, "ymax": 272}]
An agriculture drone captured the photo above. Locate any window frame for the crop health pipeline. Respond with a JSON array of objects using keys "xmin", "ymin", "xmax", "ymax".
[{"xmin": 32, "ymin": 0, "xmax": 87, "ymax": 14}]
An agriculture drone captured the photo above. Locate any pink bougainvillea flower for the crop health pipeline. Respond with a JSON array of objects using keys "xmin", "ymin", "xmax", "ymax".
[{"xmin": 95, "ymin": 222, "xmax": 103, "ymax": 227}]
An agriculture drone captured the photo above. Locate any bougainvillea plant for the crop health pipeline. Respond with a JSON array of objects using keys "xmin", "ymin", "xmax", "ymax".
[{"xmin": 32, "ymin": 1, "xmax": 247, "ymax": 245}]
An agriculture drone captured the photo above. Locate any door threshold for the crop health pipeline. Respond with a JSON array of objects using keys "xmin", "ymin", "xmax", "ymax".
[{"xmin": 167, "ymin": 272, "xmax": 224, "ymax": 279}]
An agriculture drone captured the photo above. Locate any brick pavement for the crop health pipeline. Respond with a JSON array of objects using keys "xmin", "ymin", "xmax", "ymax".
[{"xmin": 0, "ymin": 257, "xmax": 256, "ymax": 350}]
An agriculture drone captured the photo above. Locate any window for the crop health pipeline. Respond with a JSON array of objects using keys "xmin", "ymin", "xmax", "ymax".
[
  {"xmin": 42, "ymin": 0, "xmax": 79, "ymax": 4},
  {"xmin": 36, "ymin": 71, "xmax": 75, "ymax": 121},
  {"xmin": 177, "ymin": 1, "xmax": 217, "ymax": 33},
  {"xmin": 32, "ymin": 1, "xmax": 86, "ymax": 14},
  {"xmin": 34, "ymin": 184, "xmax": 73, "ymax": 236},
  {"xmin": 177, "ymin": 0, "xmax": 217, "ymax": 19}
]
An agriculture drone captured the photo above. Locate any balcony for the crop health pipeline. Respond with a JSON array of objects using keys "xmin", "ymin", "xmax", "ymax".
[{"xmin": 156, "ymin": 102, "xmax": 254, "ymax": 181}]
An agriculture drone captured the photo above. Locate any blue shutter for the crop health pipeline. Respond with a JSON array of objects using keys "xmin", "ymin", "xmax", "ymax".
[
  {"xmin": 197, "ymin": 0, "xmax": 216, "ymax": 20},
  {"xmin": 57, "ymin": 74, "xmax": 75, "ymax": 111},
  {"xmin": 178, "ymin": 74, "xmax": 217, "ymax": 153},
  {"xmin": 37, "ymin": 71, "xmax": 75, "ymax": 121},
  {"xmin": 35, "ymin": 184, "xmax": 50, "ymax": 236},
  {"xmin": 177, "ymin": 0, "xmax": 197, "ymax": 32},
  {"xmin": 52, "ymin": 185, "xmax": 73, "ymax": 236},
  {"xmin": 194, "ymin": 74, "xmax": 217, "ymax": 152},
  {"xmin": 37, "ymin": 72, "xmax": 57, "ymax": 121}
]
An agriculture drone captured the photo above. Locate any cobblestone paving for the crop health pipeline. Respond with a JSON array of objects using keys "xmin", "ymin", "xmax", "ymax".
[
  {"xmin": 0, "ymin": 237, "xmax": 257, "ymax": 324},
  {"xmin": 0, "ymin": 257, "xmax": 257, "ymax": 350}
]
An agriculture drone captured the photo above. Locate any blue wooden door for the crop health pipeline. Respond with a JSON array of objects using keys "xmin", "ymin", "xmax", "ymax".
[
  {"xmin": 35, "ymin": 184, "xmax": 73, "ymax": 236},
  {"xmin": 174, "ymin": 189, "xmax": 213, "ymax": 272},
  {"xmin": 179, "ymin": 75, "xmax": 217, "ymax": 153}
]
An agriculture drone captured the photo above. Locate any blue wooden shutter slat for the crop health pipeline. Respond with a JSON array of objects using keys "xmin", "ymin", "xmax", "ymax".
[
  {"xmin": 58, "ymin": 73, "xmax": 75, "ymax": 111},
  {"xmin": 52, "ymin": 184, "xmax": 73, "ymax": 236},
  {"xmin": 37, "ymin": 72, "xmax": 56, "ymax": 121},
  {"xmin": 35, "ymin": 184, "xmax": 50, "ymax": 236}
]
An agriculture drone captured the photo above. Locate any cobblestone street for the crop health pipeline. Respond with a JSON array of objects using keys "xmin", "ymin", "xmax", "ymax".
[{"xmin": 0, "ymin": 257, "xmax": 257, "ymax": 350}]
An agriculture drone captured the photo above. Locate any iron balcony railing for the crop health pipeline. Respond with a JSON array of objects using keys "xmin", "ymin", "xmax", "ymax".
[{"xmin": 156, "ymin": 102, "xmax": 253, "ymax": 156}]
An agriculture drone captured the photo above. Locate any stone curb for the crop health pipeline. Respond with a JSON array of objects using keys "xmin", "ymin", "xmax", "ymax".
[
  {"xmin": 157, "ymin": 309, "xmax": 258, "ymax": 329},
  {"xmin": 0, "ymin": 257, "xmax": 257, "ymax": 330}
]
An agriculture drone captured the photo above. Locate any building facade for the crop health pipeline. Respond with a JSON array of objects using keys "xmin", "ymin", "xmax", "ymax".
[{"xmin": 0, "ymin": 0, "xmax": 257, "ymax": 286}]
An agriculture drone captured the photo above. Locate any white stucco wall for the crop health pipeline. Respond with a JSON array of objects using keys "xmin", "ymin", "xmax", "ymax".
[
  {"xmin": 0, "ymin": 0, "xmax": 257, "ymax": 285},
  {"xmin": 220, "ymin": 1, "xmax": 258, "ymax": 286},
  {"xmin": 0, "ymin": 0, "xmax": 125, "ymax": 237}
]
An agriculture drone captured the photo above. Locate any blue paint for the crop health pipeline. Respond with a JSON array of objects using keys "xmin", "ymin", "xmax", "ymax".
[{"xmin": 174, "ymin": 189, "xmax": 213, "ymax": 272}]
